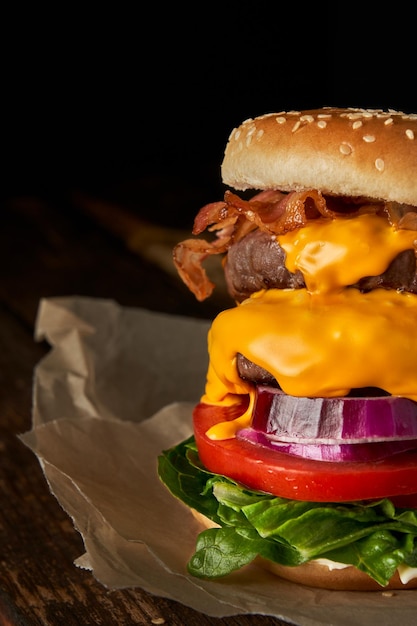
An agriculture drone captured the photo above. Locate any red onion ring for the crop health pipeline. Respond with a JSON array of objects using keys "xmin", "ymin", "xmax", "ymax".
[
  {"xmin": 252, "ymin": 386, "xmax": 417, "ymax": 444},
  {"xmin": 236, "ymin": 427, "xmax": 417, "ymax": 462}
]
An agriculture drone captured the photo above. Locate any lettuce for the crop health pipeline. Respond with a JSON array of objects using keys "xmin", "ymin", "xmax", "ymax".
[{"xmin": 157, "ymin": 437, "xmax": 417, "ymax": 585}]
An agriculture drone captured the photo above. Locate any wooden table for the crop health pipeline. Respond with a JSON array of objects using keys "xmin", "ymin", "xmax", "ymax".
[{"xmin": 0, "ymin": 185, "xmax": 292, "ymax": 625}]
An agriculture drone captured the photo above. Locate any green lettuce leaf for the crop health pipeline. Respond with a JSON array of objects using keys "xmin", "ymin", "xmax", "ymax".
[{"xmin": 157, "ymin": 437, "xmax": 417, "ymax": 586}]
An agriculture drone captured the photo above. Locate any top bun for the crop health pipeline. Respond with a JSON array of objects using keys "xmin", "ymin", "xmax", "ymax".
[{"xmin": 221, "ymin": 107, "xmax": 417, "ymax": 206}]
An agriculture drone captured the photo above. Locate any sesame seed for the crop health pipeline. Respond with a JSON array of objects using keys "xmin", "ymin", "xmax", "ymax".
[
  {"xmin": 375, "ymin": 158, "xmax": 385, "ymax": 172},
  {"xmin": 363, "ymin": 134, "xmax": 376, "ymax": 143},
  {"xmin": 300, "ymin": 115, "xmax": 314, "ymax": 123},
  {"xmin": 352, "ymin": 121, "xmax": 363, "ymax": 129},
  {"xmin": 339, "ymin": 143, "xmax": 352, "ymax": 155},
  {"xmin": 275, "ymin": 116, "xmax": 286, "ymax": 124},
  {"xmin": 384, "ymin": 118, "xmax": 394, "ymax": 125},
  {"xmin": 256, "ymin": 129, "xmax": 264, "ymax": 140},
  {"xmin": 259, "ymin": 112, "xmax": 280, "ymax": 122},
  {"xmin": 317, "ymin": 120, "xmax": 327, "ymax": 128},
  {"xmin": 234, "ymin": 129, "xmax": 241, "ymax": 141},
  {"xmin": 406, "ymin": 129, "xmax": 415, "ymax": 140},
  {"xmin": 292, "ymin": 121, "xmax": 301, "ymax": 132}
]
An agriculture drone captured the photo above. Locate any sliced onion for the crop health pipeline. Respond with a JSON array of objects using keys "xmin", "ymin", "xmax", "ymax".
[
  {"xmin": 236, "ymin": 427, "xmax": 417, "ymax": 462},
  {"xmin": 252, "ymin": 386, "xmax": 417, "ymax": 443}
]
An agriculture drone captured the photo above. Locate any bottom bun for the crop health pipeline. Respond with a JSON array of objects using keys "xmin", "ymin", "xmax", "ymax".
[
  {"xmin": 191, "ymin": 509, "xmax": 417, "ymax": 591},
  {"xmin": 259, "ymin": 558, "xmax": 417, "ymax": 591}
]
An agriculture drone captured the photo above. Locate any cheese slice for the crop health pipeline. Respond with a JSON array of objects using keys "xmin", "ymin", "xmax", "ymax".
[{"xmin": 279, "ymin": 213, "xmax": 416, "ymax": 293}]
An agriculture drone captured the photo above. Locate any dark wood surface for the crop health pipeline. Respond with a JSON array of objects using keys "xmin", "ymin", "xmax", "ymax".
[{"xmin": 0, "ymin": 187, "xmax": 293, "ymax": 625}]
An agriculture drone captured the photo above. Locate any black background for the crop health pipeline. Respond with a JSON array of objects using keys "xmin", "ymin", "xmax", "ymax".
[{"xmin": 3, "ymin": 4, "xmax": 416, "ymax": 223}]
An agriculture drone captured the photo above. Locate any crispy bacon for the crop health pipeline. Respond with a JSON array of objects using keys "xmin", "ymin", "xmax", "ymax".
[
  {"xmin": 173, "ymin": 234, "xmax": 230, "ymax": 301},
  {"xmin": 384, "ymin": 202, "xmax": 417, "ymax": 230},
  {"xmin": 193, "ymin": 189, "xmax": 329, "ymax": 237},
  {"xmin": 173, "ymin": 189, "xmax": 417, "ymax": 301}
]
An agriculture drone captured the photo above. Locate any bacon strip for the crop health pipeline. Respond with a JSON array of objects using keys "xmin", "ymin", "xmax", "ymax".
[
  {"xmin": 173, "ymin": 234, "xmax": 230, "ymax": 301},
  {"xmin": 385, "ymin": 202, "xmax": 417, "ymax": 230}
]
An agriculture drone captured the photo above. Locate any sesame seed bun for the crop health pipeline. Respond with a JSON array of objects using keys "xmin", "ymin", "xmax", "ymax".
[
  {"xmin": 191, "ymin": 509, "xmax": 417, "ymax": 591},
  {"xmin": 221, "ymin": 107, "xmax": 417, "ymax": 206}
]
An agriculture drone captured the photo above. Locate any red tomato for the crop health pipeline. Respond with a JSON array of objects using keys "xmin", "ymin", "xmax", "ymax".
[{"xmin": 193, "ymin": 402, "xmax": 417, "ymax": 502}]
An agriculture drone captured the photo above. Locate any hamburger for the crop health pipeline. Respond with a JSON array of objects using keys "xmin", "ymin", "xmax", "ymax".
[{"xmin": 158, "ymin": 107, "xmax": 417, "ymax": 591}]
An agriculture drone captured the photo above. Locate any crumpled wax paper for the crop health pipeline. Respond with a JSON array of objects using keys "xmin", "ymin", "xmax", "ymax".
[{"xmin": 20, "ymin": 296, "xmax": 417, "ymax": 625}]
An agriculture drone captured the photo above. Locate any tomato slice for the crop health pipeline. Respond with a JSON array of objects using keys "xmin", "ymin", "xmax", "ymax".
[{"xmin": 193, "ymin": 402, "xmax": 417, "ymax": 502}]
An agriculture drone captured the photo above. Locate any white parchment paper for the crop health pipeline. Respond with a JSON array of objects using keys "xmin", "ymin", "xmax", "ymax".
[{"xmin": 20, "ymin": 296, "xmax": 417, "ymax": 625}]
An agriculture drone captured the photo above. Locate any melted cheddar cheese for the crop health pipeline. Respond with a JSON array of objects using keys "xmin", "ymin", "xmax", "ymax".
[
  {"xmin": 203, "ymin": 213, "xmax": 417, "ymax": 440},
  {"xmin": 279, "ymin": 213, "xmax": 417, "ymax": 294}
]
